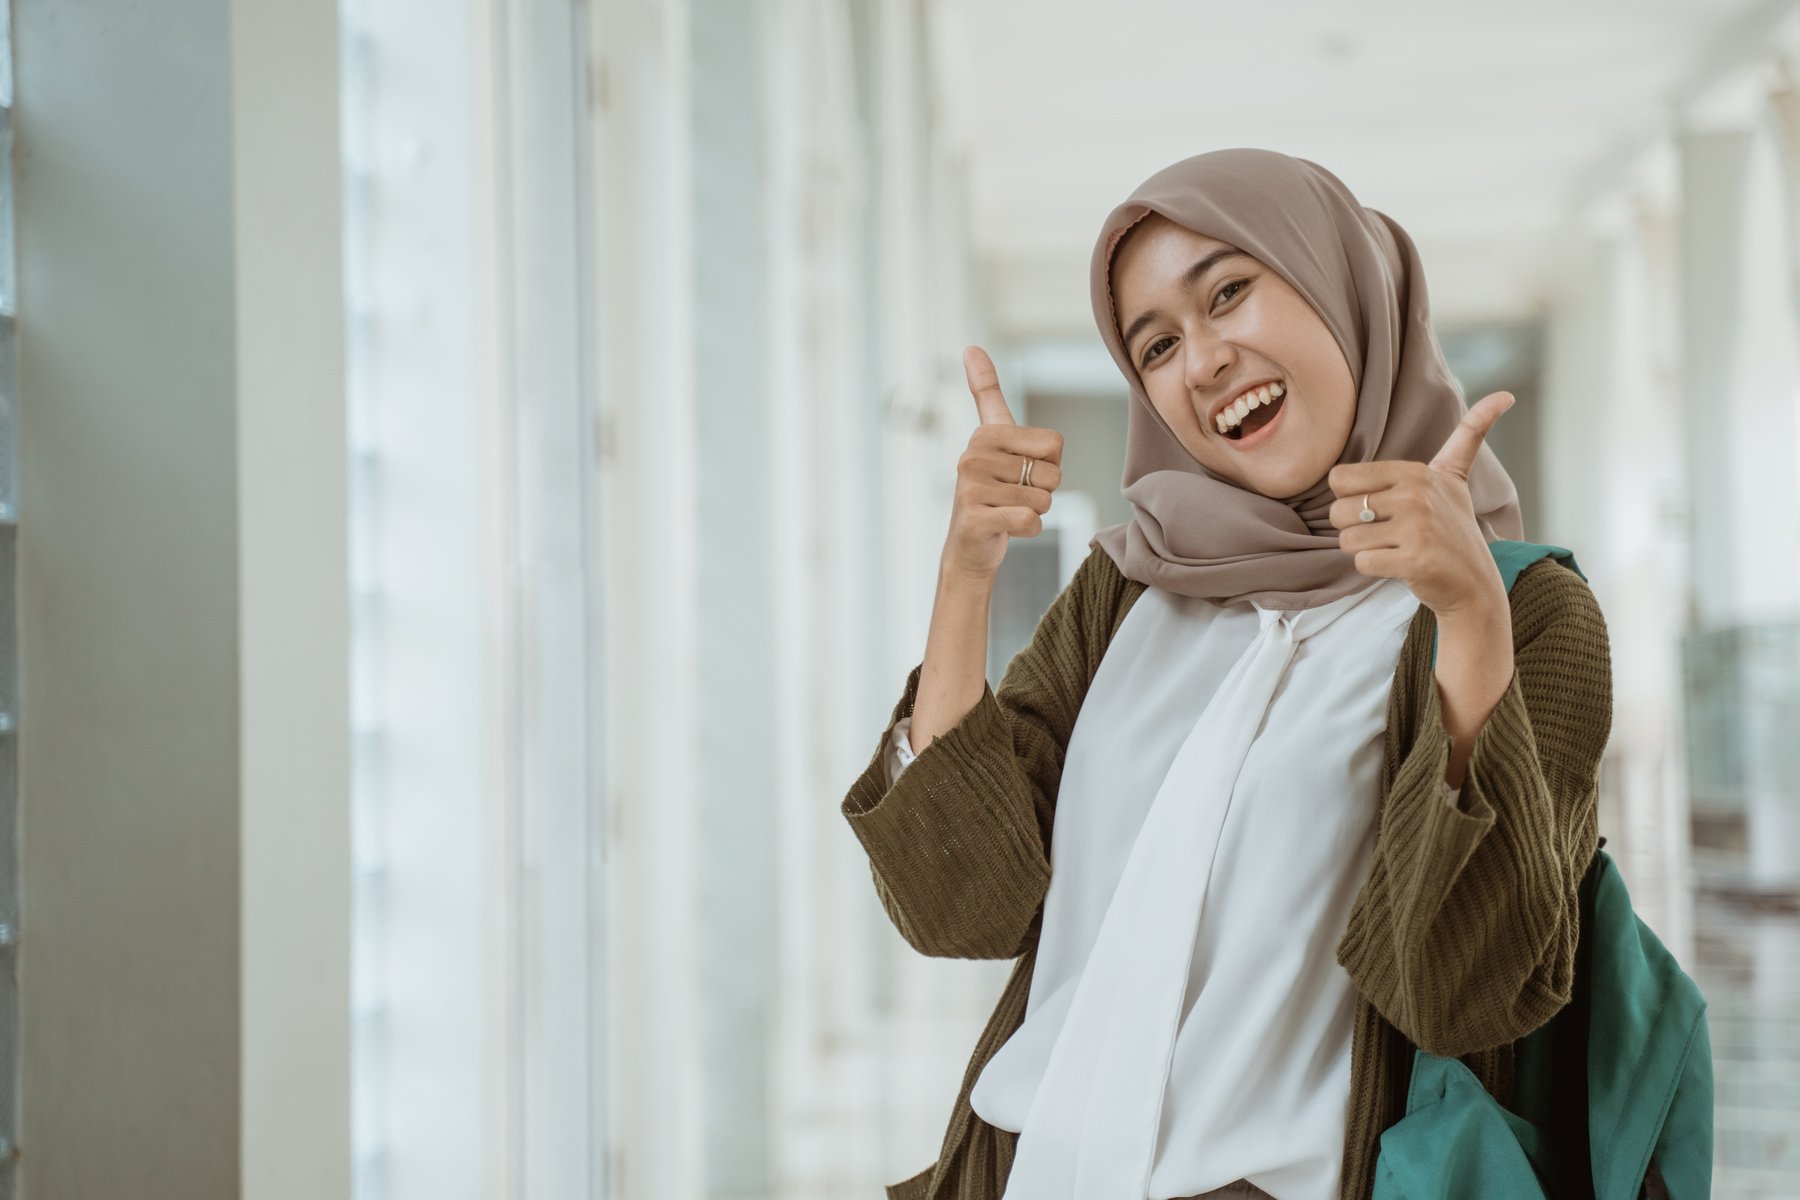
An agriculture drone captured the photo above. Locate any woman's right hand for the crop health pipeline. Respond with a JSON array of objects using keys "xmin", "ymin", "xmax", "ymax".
[{"xmin": 943, "ymin": 345, "xmax": 1065, "ymax": 582}]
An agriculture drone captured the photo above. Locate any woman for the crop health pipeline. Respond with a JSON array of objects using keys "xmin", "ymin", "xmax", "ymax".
[{"xmin": 839, "ymin": 148, "xmax": 1612, "ymax": 1200}]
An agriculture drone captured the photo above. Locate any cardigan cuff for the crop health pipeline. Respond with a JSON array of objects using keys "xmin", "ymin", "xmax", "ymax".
[
  {"xmin": 1389, "ymin": 669, "xmax": 1501, "ymax": 889},
  {"xmin": 1337, "ymin": 669, "xmax": 1499, "ymax": 983},
  {"xmin": 840, "ymin": 662, "xmax": 1053, "ymax": 958},
  {"xmin": 1338, "ymin": 656, "xmax": 1576, "ymax": 1052}
]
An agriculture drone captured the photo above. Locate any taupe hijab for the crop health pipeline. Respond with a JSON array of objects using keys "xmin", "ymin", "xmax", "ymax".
[{"xmin": 1088, "ymin": 147, "xmax": 1523, "ymax": 610}]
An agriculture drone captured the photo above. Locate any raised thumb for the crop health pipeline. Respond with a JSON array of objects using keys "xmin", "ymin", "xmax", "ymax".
[{"xmin": 964, "ymin": 345, "xmax": 1017, "ymax": 426}]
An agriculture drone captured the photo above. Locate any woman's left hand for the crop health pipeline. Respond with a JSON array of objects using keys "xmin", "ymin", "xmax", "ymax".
[{"xmin": 1325, "ymin": 391, "xmax": 1516, "ymax": 620}]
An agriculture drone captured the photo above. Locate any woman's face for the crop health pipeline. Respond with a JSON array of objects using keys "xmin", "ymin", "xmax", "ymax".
[{"xmin": 1110, "ymin": 214, "xmax": 1357, "ymax": 500}]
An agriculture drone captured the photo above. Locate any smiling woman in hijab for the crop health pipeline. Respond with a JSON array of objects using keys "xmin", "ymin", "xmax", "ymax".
[{"xmin": 839, "ymin": 147, "xmax": 1613, "ymax": 1200}]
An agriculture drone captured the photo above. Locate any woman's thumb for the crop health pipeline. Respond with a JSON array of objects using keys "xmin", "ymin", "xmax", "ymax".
[{"xmin": 964, "ymin": 346, "xmax": 1016, "ymax": 426}]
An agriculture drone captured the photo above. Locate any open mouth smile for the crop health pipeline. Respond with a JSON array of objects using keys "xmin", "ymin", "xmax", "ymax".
[{"xmin": 1226, "ymin": 392, "xmax": 1285, "ymax": 446}]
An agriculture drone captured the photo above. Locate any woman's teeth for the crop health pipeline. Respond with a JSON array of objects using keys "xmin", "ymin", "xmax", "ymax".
[{"xmin": 1216, "ymin": 381, "xmax": 1285, "ymax": 435}]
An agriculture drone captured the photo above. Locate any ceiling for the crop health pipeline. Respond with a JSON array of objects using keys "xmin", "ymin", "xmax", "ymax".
[{"xmin": 925, "ymin": 0, "xmax": 1798, "ymax": 341}]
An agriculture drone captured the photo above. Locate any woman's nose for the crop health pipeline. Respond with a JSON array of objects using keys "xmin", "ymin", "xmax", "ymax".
[{"xmin": 1182, "ymin": 338, "xmax": 1234, "ymax": 391}]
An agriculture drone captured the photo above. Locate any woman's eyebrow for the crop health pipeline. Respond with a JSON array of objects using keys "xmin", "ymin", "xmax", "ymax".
[{"xmin": 1120, "ymin": 248, "xmax": 1252, "ymax": 350}]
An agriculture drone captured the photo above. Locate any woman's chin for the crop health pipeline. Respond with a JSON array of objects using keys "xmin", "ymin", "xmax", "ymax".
[
  {"xmin": 1192, "ymin": 438, "xmax": 1324, "ymax": 498},
  {"xmin": 1247, "ymin": 460, "xmax": 1328, "ymax": 502}
]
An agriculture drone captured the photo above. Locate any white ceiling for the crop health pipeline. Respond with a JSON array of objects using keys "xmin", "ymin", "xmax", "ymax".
[{"xmin": 925, "ymin": 0, "xmax": 1797, "ymax": 339}]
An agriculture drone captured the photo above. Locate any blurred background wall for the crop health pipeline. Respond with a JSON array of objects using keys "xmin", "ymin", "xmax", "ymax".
[{"xmin": 4, "ymin": 0, "xmax": 1800, "ymax": 1198}]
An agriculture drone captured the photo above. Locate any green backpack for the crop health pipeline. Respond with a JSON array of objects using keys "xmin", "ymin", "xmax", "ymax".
[{"xmin": 1379, "ymin": 540, "xmax": 1714, "ymax": 1200}]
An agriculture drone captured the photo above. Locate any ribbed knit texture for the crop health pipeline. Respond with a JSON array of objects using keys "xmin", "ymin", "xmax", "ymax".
[{"xmin": 840, "ymin": 544, "xmax": 1612, "ymax": 1200}]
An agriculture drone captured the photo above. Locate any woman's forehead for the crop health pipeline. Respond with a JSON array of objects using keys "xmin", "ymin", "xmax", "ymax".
[
  {"xmin": 1113, "ymin": 223, "xmax": 1254, "ymax": 297},
  {"xmin": 1120, "ymin": 223, "xmax": 1248, "ymax": 276},
  {"xmin": 1125, "ymin": 212, "xmax": 1232, "ymax": 253}
]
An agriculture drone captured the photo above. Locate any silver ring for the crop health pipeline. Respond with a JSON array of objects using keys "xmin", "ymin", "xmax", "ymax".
[
  {"xmin": 1359, "ymin": 494, "xmax": 1376, "ymax": 523},
  {"xmin": 1020, "ymin": 458, "xmax": 1035, "ymax": 487}
]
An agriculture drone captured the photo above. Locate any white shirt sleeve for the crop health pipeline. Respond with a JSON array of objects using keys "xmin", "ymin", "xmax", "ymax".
[{"xmin": 884, "ymin": 716, "xmax": 919, "ymax": 788}]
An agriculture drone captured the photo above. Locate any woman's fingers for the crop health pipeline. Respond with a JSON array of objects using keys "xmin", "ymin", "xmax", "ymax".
[
  {"xmin": 964, "ymin": 346, "xmax": 1016, "ymax": 426},
  {"xmin": 1429, "ymin": 391, "xmax": 1514, "ymax": 480},
  {"xmin": 962, "ymin": 344, "xmax": 1065, "ymax": 465},
  {"xmin": 945, "ymin": 346, "xmax": 1066, "ymax": 579}
]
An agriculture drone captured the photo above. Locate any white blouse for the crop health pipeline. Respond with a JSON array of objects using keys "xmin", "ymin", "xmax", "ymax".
[{"xmin": 885, "ymin": 574, "xmax": 1464, "ymax": 1200}]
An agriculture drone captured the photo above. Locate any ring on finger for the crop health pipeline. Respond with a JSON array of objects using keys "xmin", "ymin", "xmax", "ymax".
[
  {"xmin": 1020, "ymin": 457, "xmax": 1035, "ymax": 487},
  {"xmin": 1359, "ymin": 493, "xmax": 1377, "ymax": 523}
]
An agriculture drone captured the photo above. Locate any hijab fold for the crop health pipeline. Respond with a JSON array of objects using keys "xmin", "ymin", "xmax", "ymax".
[{"xmin": 1087, "ymin": 148, "xmax": 1522, "ymax": 610}]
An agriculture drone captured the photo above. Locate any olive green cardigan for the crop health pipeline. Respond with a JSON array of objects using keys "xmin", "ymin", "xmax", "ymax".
[{"xmin": 840, "ymin": 543, "xmax": 1613, "ymax": 1200}]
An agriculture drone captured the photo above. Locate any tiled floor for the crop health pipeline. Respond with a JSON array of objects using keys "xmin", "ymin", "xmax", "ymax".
[{"xmin": 1688, "ymin": 868, "xmax": 1800, "ymax": 1197}]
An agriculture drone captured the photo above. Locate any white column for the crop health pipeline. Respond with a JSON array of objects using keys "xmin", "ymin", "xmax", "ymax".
[
  {"xmin": 856, "ymin": 0, "xmax": 1014, "ymax": 1191},
  {"xmin": 1678, "ymin": 117, "xmax": 1800, "ymax": 891},
  {"xmin": 1539, "ymin": 233, "xmax": 1616, "ymax": 579},
  {"xmin": 234, "ymin": 1, "xmax": 354, "ymax": 1196},
  {"xmin": 339, "ymin": 1, "xmax": 529, "ymax": 1193},
  {"xmin": 492, "ymin": 1, "xmax": 611, "ymax": 1192},
  {"xmin": 1676, "ymin": 128, "xmax": 1752, "ymax": 627},
  {"xmin": 590, "ymin": 0, "xmax": 708, "ymax": 1194},
  {"xmin": 340, "ymin": 2, "xmax": 614, "ymax": 1194},
  {"xmin": 1764, "ymin": 75, "xmax": 1800, "ymax": 359},
  {"xmin": 763, "ymin": 0, "xmax": 886, "ymax": 1194},
  {"xmin": 1627, "ymin": 199, "xmax": 1698, "ymax": 963},
  {"xmin": 687, "ymin": 0, "xmax": 780, "ymax": 1194},
  {"xmin": 1678, "ymin": 124, "xmax": 1800, "ymax": 627}
]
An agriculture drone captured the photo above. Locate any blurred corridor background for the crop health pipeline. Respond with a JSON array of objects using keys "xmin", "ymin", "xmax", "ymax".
[{"xmin": 2, "ymin": 0, "xmax": 1800, "ymax": 1197}]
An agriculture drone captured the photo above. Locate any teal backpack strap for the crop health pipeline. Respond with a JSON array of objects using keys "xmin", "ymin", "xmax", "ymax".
[{"xmin": 1430, "ymin": 540, "xmax": 1586, "ymax": 667}]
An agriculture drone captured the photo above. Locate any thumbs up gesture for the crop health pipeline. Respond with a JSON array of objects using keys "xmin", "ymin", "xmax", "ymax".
[
  {"xmin": 942, "ymin": 345, "xmax": 1066, "ymax": 582},
  {"xmin": 1326, "ymin": 391, "xmax": 1515, "ymax": 619}
]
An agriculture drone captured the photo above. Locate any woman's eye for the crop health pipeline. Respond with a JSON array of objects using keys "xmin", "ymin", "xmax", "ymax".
[{"xmin": 1140, "ymin": 281, "xmax": 1248, "ymax": 365}]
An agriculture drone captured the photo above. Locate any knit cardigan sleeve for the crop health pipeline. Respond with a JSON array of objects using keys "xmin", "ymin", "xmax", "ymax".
[
  {"xmin": 1335, "ymin": 556, "xmax": 1612, "ymax": 1057},
  {"xmin": 840, "ymin": 545, "xmax": 1135, "ymax": 960}
]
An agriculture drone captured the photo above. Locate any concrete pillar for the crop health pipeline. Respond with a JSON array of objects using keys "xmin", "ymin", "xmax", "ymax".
[{"xmin": 13, "ymin": 1, "xmax": 351, "ymax": 1195}]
